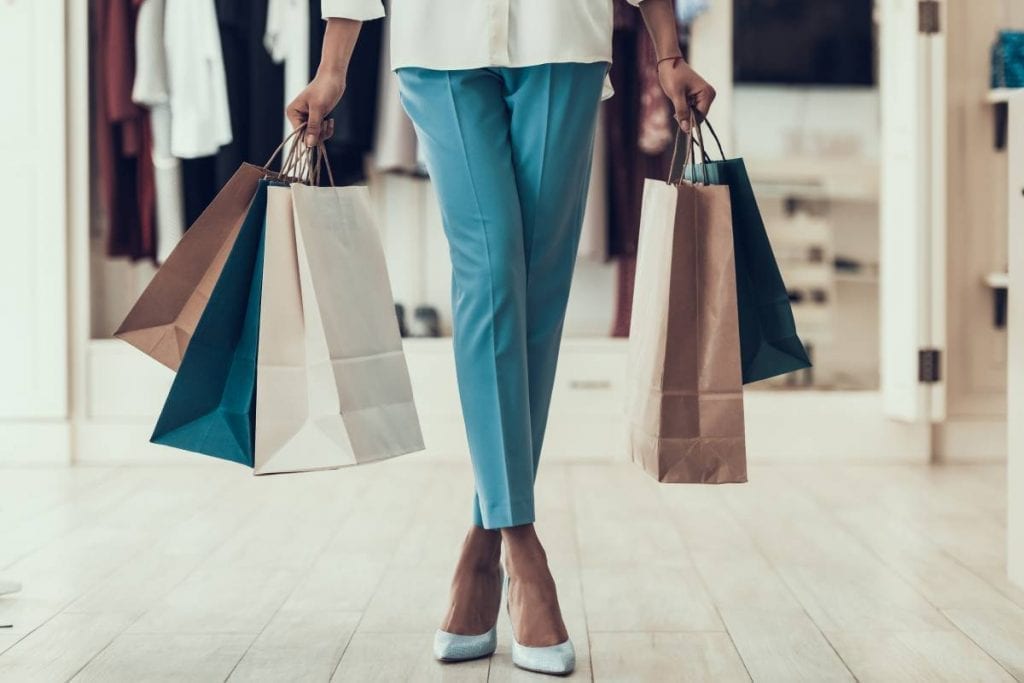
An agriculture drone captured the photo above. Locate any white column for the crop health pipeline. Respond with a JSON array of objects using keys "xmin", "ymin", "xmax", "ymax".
[
  {"xmin": 1007, "ymin": 91, "xmax": 1024, "ymax": 588},
  {"xmin": 0, "ymin": 0, "xmax": 71, "ymax": 462}
]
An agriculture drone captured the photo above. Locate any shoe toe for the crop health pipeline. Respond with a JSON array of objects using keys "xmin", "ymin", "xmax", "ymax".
[
  {"xmin": 511, "ymin": 638, "xmax": 576, "ymax": 676},
  {"xmin": 433, "ymin": 627, "xmax": 497, "ymax": 662}
]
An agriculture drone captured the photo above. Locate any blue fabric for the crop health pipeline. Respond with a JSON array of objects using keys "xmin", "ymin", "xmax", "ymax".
[
  {"xmin": 993, "ymin": 31, "xmax": 1024, "ymax": 88},
  {"xmin": 150, "ymin": 180, "xmax": 269, "ymax": 465},
  {"xmin": 397, "ymin": 64, "xmax": 606, "ymax": 529}
]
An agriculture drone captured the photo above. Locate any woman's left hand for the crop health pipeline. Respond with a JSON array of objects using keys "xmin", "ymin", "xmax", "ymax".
[{"xmin": 657, "ymin": 57, "xmax": 716, "ymax": 133}]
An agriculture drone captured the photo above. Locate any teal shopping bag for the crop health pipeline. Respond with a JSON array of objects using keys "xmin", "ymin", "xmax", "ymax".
[
  {"xmin": 682, "ymin": 123, "xmax": 812, "ymax": 384},
  {"xmin": 150, "ymin": 180, "xmax": 270, "ymax": 465}
]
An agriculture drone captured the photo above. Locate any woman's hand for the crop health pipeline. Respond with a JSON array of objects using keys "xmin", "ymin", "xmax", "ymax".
[
  {"xmin": 286, "ymin": 73, "xmax": 343, "ymax": 147},
  {"xmin": 286, "ymin": 18, "xmax": 363, "ymax": 147},
  {"xmin": 657, "ymin": 58, "xmax": 716, "ymax": 133},
  {"xmin": 637, "ymin": 0, "xmax": 716, "ymax": 132}
]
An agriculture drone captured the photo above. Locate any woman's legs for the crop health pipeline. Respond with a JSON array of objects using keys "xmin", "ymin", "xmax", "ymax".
[
  {"xmin": 398, "ymin": 63, "xmax": 606, "ymax": 529},
  {"xmin": 397, "ymin": 63, "xmax": 605, "ymax": 645},
  {"xmin": 501, "ymin": 62, "xmax": 606, "ymax": 492},
  {"xmin": 398, "ymin": 67, "xmax": 535, "ymax": 530}
]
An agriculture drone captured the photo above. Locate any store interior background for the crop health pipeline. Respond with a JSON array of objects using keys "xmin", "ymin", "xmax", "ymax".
[
  {"xmin": 60, "ymin": 0, "xmax": 1018, "ymax": 461},
  {"xmin": 2, "ymin": 0, "xmax": 1024, "ymax": 678},
  {"xmin": 2, "ymin": 0, "xmax": 1023, "ymax": 555}
]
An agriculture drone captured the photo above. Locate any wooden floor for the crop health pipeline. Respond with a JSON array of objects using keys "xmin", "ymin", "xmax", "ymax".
[{"xmin": 0, "ymin": 457, "xmax": 1022, "ymax": 682}]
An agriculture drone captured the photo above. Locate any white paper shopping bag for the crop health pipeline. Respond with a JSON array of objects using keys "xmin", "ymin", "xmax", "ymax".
[{"xmin": 254, "ymin": 183, "xmax": 424, "ymax": 475}]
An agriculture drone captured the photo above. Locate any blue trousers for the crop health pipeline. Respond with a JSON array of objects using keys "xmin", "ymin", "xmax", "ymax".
[{"xmin": 397, "ymin": 63, "xmax": 607, "ymax": 529}]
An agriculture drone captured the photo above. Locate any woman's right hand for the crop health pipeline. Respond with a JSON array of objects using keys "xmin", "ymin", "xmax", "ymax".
[{"xmin": 286, "ymin": 71, "xmax": 345, "ymax": 148}]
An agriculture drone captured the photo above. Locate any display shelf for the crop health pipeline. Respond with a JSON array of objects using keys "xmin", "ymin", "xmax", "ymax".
[
  {"xmin": 744, "ymin": 157, "xmax": 880, "ymax": 202},
  {"xmin": 987, "ymin": 87, "xmax": 1020, "ymax": 104},
  {"xmin": 985, "ymin": 271, "xmax": 1009, "ymax": 289}
]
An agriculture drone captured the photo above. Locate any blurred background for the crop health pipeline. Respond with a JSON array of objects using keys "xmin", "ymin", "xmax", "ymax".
[{"xmin": 2, "ymin": 0, "xmax": 1024, "ymax": 680}]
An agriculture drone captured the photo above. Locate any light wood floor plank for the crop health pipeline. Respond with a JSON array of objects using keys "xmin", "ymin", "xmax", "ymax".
[
  {"xmin": 658, "ymin": 482, "xmax": 854, "ymax": 680},
  {"xmin": 228, "ymin": 609, "xmax": 361, "ymax": 682},
  {"xmin": 0, "ymin": 467, "xmax": 116, "ymax": 533},
  {"xmin": 0, "ymin": 468, "xmax": 238, "ymax": 637},
  {"xmin": 0, "ymin": 461, "xmax": 1020, "ymax": 682},
  {"xmin": 580, "ymin": 563, "xmax": 723, "ymax": 633},
  {"xmin": 0, "ymin": 612, "xmax": 134, "ymax": 683},
  {"xmin": 332, "ymin": 632, "xmax": 488, "ymax": 682},
  {"xmin": 942, "ymin": 606, "xmax": 1024, "ymax": 679},
  {"xmin": 717, "ymin": 609, "xmax": 853, "ymax": 682},
  {"xmin": 826, "ymin": 629, "xmax": 1015, "ymax": 682},
  {"xmin": 570, "ymin": 464, "xmax": 692, "ymax": 568},
  {"xmin": 73, "ymin": 633, "xmax": 253, "ymax": 682},
  {"xmin": 589, "ymin": 632, "xmax": 750, "ymax": 683}
]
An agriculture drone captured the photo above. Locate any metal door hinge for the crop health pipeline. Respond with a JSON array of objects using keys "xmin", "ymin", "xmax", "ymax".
[
  {"xmin": 919, "ymin": 0, "xmax": 941, "ymax": 34},
  {"xmin": 918, "ymin": 348, "xmax": 942, "ymax": 383}
]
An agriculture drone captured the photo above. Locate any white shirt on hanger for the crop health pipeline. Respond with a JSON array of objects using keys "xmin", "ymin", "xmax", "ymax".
[
  {"xmin": 320, "ymin": 0, "xmax": 645, "ymax": 71},
  {"xmin": 133, "ymin": 0, "xmax": 185, "ymax": 263},
  {"xmin": 266, "ymin": 0, "xmax": 311, "ymax": 138},
  {"xmin": 164, "ymin": 0, "xmax": 233, "ymax": 159}
]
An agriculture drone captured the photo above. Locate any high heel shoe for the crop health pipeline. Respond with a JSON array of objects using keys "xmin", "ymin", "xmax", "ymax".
[
  {"xmin": 433, "ymin": 568, "xmax": 504, "ymax": 662},
  {"xmin": 505, "ymin": 574, "xmax": 576, "ymax": 676}
]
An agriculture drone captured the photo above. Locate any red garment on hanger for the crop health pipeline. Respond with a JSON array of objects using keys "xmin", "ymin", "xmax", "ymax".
[{"xmin": 93, "ymin": 0, "xmax": 156, "ymax": 261}]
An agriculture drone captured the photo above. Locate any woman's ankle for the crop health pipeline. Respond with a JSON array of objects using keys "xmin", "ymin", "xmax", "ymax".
[
  {"xmin": 500, "ymin": 524, "xmax": 552, "ymax": 580},
  {"xmin": 461, "ymin": 525, "xmax": 502, "ymax": 570}
]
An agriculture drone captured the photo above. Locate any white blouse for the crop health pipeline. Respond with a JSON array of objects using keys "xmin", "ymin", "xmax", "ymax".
[{"xmin": 320, "ymin": 0, "xmax": 645, "ymax": 71}]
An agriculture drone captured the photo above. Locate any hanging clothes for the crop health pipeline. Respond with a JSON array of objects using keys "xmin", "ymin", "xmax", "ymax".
[
  {"xmin": 265, "ymin": 0, "xmax": 311, "ymax": 135},
  {"xmin": 164, "ymin": 0, "xmax": 233, "ymax": 159},
  {"xmin": 606, "ymin": 0, "xmax": 677, "ymax": 334},
  {"xmin": 309, "ymin": 0, "xmax": 383, "ymax": 185},
  {"xmin": 179, "ymin": 157, "xmax": 219, "ymax": 228},
  {"xmin": 93, "ymin": 0, "xmax": 157, "ymax": 261},
  {"xmin": 216, "ymin": 0, "xmax": 286, "ymax": 185},
  {"xmin": 133, "ymin": 0, "xmax": 185, "ymax": 263}
]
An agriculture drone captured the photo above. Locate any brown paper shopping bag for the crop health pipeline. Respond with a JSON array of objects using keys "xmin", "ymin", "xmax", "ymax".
[
  {"xmin": 626, "ymin": 132, "xmax": 747, "ymax": 484},
  {"xmin": 253, "ymin": 168, "xmax": 424, "ymax": 475},
  {"xmin": 115, "ymin": 165, "xmax": 265, "ymax": 369},
  {"xmin": 116, "ymin": 130, "xmax": 310, "ymax": 370}
]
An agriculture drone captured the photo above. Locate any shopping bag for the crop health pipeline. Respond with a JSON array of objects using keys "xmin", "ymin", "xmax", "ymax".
[
  {"xmin": 149, "ymin": 180, "xmax": 270, "ymax": 465},
  {"xmin": 115, "ymin": 130, "xmax": 307, "ymax": 370},
  {"xmin": 683, "ymin": 121, "xmax": 812, "ymax": 384},
  {"xmin": 627, "ymin": 132, "xmax": 747, "ymax": 484},
  {"xmin": 253, "ymin": 178, "xmax": 424, "ymax": 474},
  {"xmin": 115, "ymin": 164, "xmax": 264, "ymax": 369}
]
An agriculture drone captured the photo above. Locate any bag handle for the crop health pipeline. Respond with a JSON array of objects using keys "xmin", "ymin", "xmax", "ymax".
[
  {"xmin": 263, "ymin": 124, "xmax": 307, "ymax": 171},
  {"xmin": 266, "ymin": 125, "xmax": 339, "ymax": 187},
  {"xmin": 667, "ymin": 112, "xmax": 708, "ymax": 185},
  {"xmin": 666, "ymin": 114, "xmax": 727, "ymax": 186},
  {"xmin": 312, "ymin": 142, "xmax": 337, "ymax": 188}
]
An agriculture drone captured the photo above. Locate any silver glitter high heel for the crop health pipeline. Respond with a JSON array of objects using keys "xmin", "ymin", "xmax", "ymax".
[
  {"xmin": 433, "ymin": 568, "xmax": 504, "ymax": 662},
  {"xmin": 505, "ymin": 573, "xmax": 576, "ymax": 676}
]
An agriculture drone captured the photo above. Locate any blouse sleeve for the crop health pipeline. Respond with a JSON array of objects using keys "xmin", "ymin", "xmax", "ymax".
[{"xmin": 321, "ymin": 0, "xmax": 385, "ymax": 20}]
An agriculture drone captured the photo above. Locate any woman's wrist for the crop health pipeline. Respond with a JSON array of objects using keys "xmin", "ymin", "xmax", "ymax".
[
  {"xmin": 639, "ymin": 0, "xmax": 684, "ymax": 62},
  {"xmin": 656, "ymin": 47, "xmax": 684, "ymax": 62},
  {"xmin": 319, "ymin": 18, "xmax": 361, "ymax": 80},
  {"xmin": 316, "ymin": 62, "xmax": 348, "ymax": 84}
]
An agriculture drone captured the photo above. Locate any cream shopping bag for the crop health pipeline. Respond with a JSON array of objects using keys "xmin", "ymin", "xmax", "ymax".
[{"xmin": 254, "ymin": 182, "xmax": 424, "ymax": 474}]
